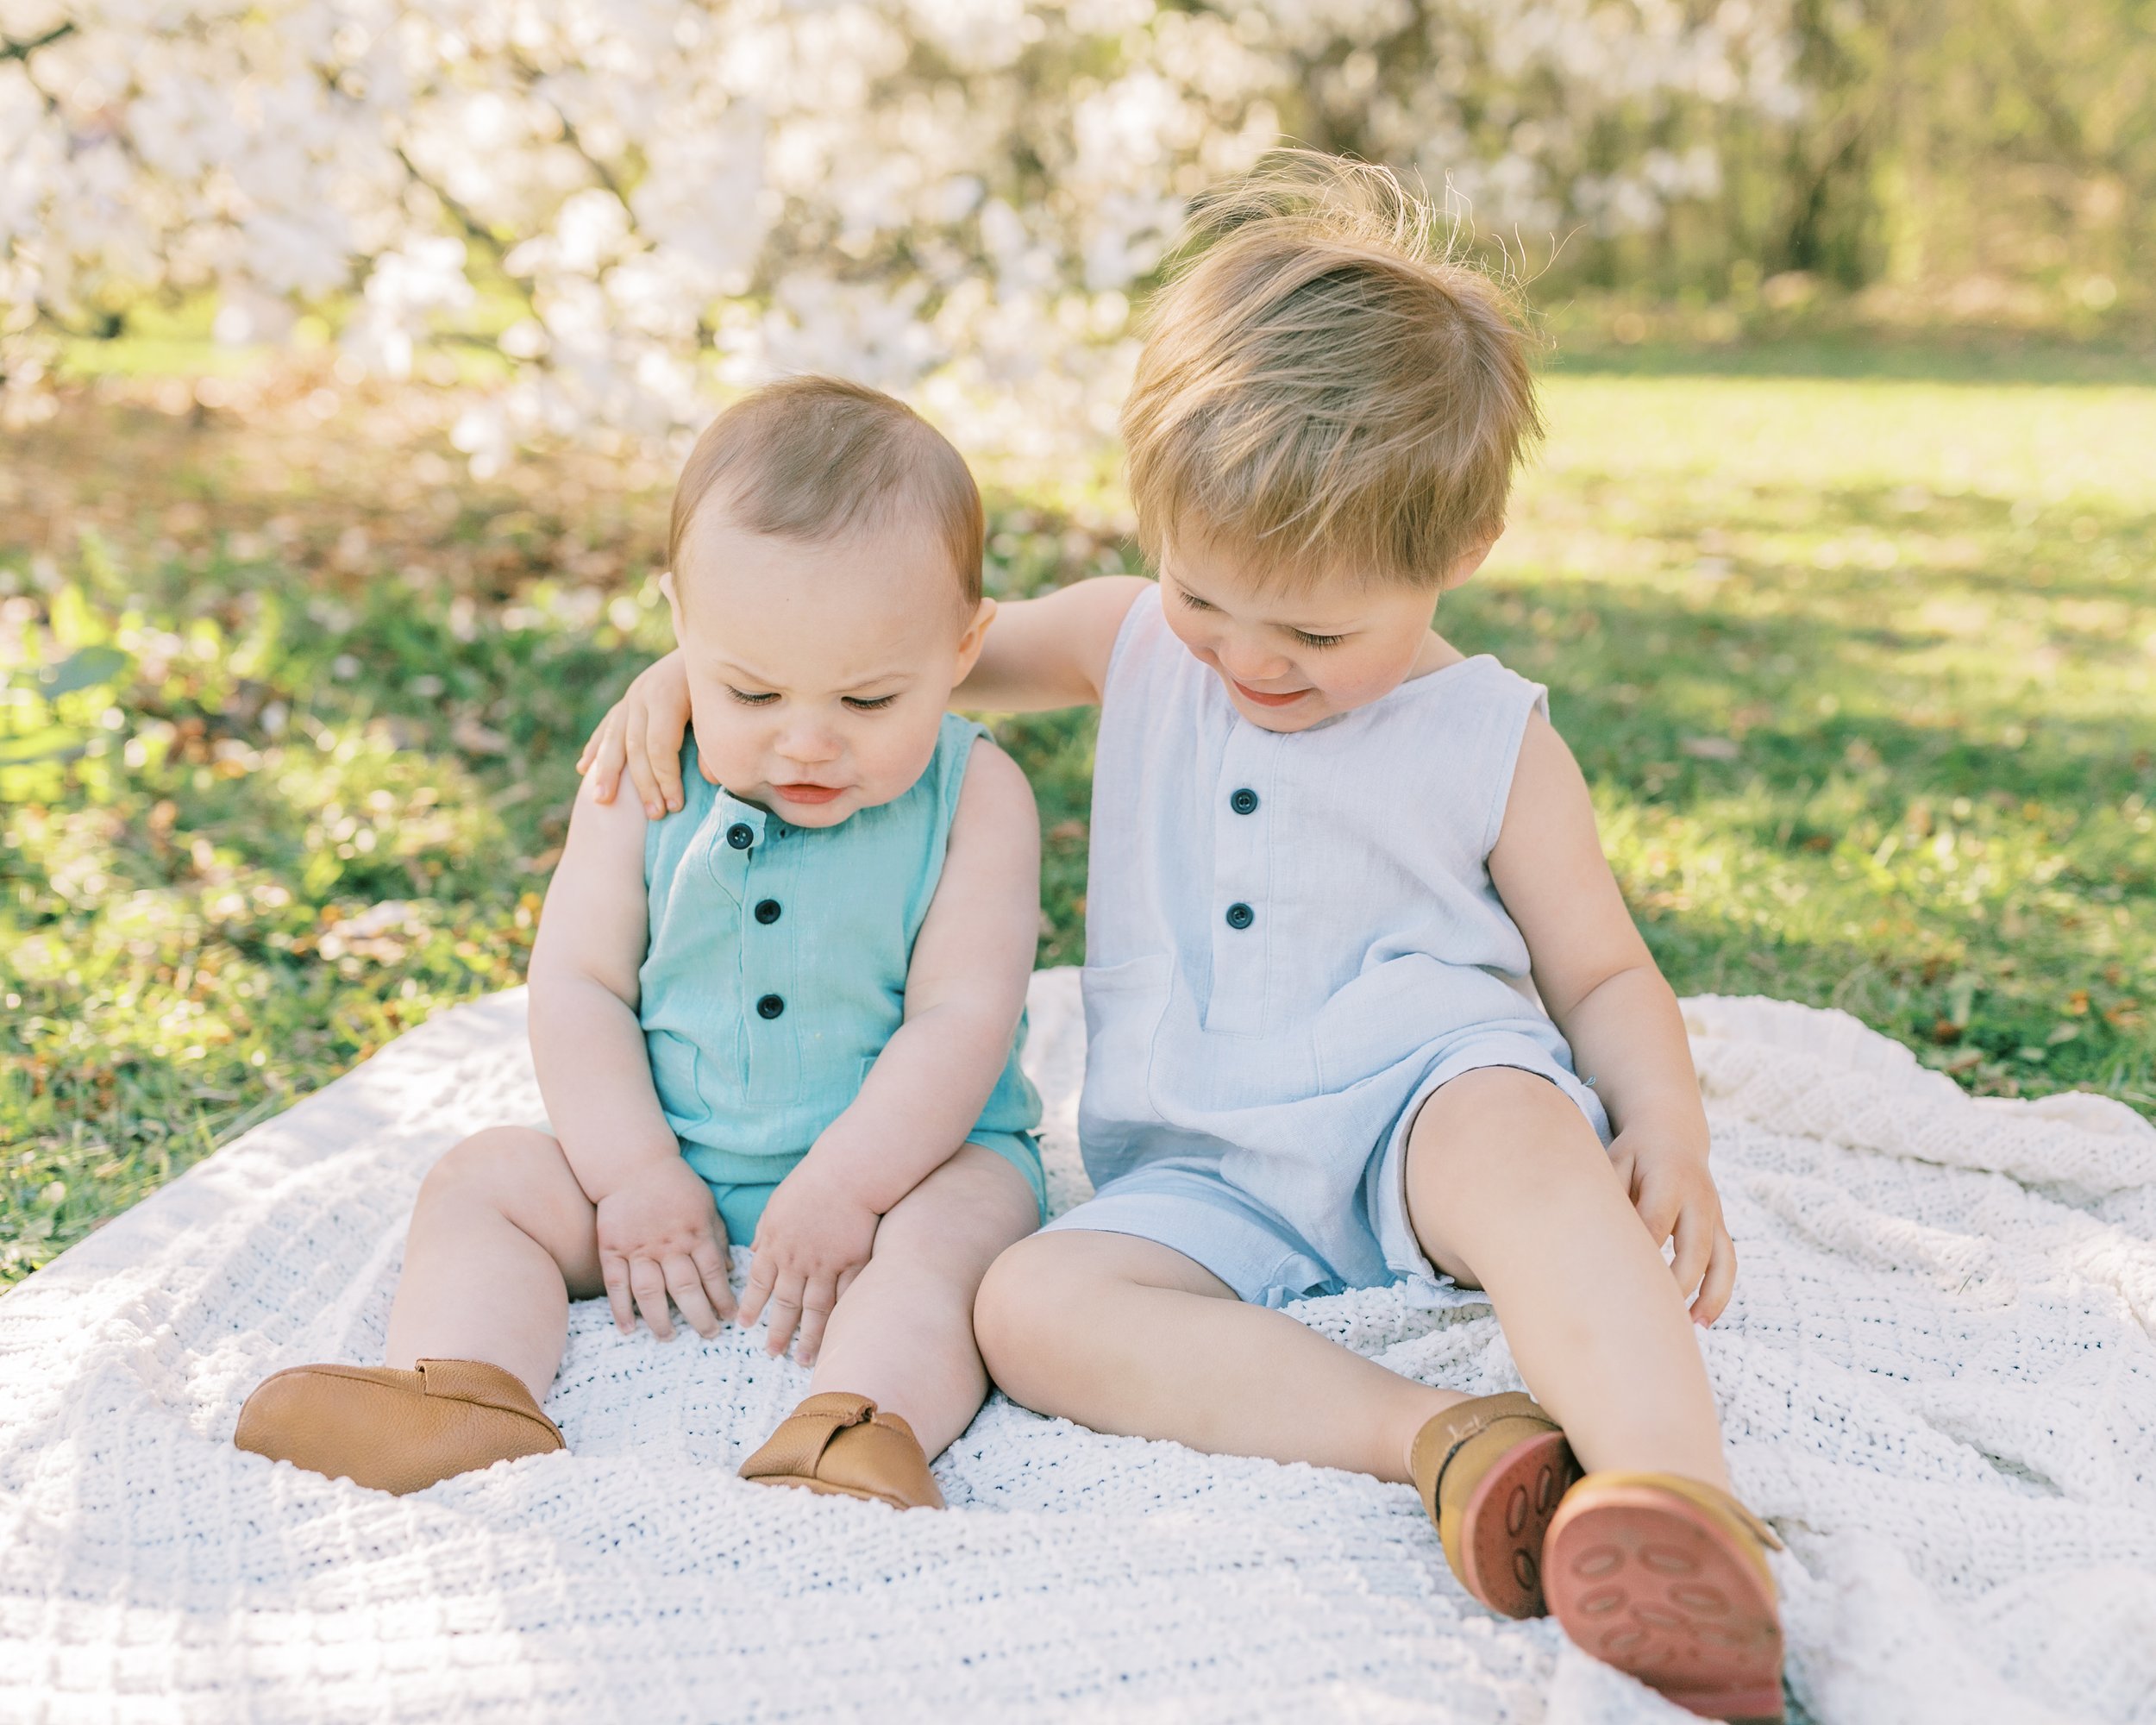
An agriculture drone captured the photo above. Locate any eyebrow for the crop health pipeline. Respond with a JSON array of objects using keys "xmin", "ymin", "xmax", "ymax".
[{"xmin": 711, "ymin": 655, "xmax": 918, "ymax": 693}]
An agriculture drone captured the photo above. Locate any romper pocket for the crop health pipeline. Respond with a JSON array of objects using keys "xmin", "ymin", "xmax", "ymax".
[
  {"xmin": 1075, "ymin": 954, "xmax": 1172, "ymax": 1176},
  {"xmin": 647, "ymin": 1028, "xmax": 714, "ymax": 1136}
]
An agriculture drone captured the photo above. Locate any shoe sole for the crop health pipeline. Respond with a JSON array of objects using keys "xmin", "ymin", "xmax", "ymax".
[
  {"xmin": 1457, "ymin": 1428, "xmax": 1581, "ymax": 1618},
  {"xmin": 1544, "ymin": 1484, "xmax": 1784, "ymax": 1722}
]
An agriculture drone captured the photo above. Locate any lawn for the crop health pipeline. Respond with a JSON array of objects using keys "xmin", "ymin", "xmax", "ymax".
[{"xmin": 4, "ymin": 348, "xmax": 2152, "ymax": 1283}]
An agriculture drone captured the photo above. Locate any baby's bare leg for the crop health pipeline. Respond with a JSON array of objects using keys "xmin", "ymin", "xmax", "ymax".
[
  {"xmin": 976, "ymin": 1230, "xmax": 1464, "ymax": 1482},
  {"xmin": 807, "ymin": 1144, "xmax": 1038, "ymax": 1458},
  {"xmin": 384, "ymin": 1126, "xmax": 607, "ymax": 1404},
  {"xmin": 1406, "ymin": 1067, "xmax": 1730, "ymax": 1489}
]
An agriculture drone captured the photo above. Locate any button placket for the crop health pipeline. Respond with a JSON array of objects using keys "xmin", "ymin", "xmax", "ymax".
[
  {"xmin": 740, "ymin": 813, "xmax": 802, "ymax": 1104},
  {"xmin": 1204, "ymin": 724, "xmax": 1275, "ymax": 1034}
]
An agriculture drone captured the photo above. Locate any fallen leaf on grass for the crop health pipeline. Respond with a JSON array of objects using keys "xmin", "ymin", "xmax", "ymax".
[{"xmin": 1678, "ymin": 736, "xmax": 1741, "ymax": 761}]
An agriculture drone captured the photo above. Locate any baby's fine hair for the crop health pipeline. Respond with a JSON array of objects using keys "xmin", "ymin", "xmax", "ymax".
[
  {"xmin": 1121, "ymin": 151, "xmax": 1540, "ymax": 588},
  {"xmin": 669, "ymin": 375, "xmax": 985, "ymax": 606}
]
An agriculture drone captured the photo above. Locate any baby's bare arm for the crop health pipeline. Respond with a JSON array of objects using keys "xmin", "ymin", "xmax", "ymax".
[
  {"xmin": 814, "ymin": 738, "xmax": 1041, "ymax": 1208},
  {"xmin": 526, "ymin": 774, "xmax": 680, "ymax": 1200},
  {"xmin": 1488, "ymin": 717, "xmax": 1734, "ymax": 1320},
  {"xmin": 528, "ymin": 775, "xmax": 736, "ymax": 1336}
]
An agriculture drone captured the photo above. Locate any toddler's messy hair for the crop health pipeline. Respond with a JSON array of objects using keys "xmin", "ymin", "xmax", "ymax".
[
  {"xmin": 670, "ymin": 375, "xmax": 984, "ymax": 608},
  {"xmin": 1121, "ymin": 151, "xmax": 1541, "ymax": 589}
]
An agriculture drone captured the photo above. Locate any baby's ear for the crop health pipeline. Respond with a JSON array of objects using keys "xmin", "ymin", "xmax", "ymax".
[{"xmin": 954, "ymin": 594, "xmax": 997, "ymax": 674}]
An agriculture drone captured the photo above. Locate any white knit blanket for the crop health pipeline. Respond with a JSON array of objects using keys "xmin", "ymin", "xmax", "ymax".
[{"xmin": 3, "ymin": 969, "xmax": 2152, "ymax": 1725}]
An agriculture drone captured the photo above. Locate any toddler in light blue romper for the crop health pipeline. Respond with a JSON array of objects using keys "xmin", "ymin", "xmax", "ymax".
[
  {"xmin": 1043, "ymin": 586, "xmax": 1607, "ymax": 1304},
  {"xmin": 642, "ymin": 724, "xmax": 1045, "ymax": 1244}
]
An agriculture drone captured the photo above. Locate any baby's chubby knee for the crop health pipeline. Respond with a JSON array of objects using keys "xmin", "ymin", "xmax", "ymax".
[
  {"xmin": 413, "ymin": 1125, "xmax": 576, "ymax": 1220},
  {"xmin": 973, "ymin": 1233, "xmax": 1102, "ymax": 1394}
]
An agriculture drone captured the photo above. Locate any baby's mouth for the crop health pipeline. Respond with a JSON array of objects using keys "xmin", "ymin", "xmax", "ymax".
[
  {"xmin": 1230, "ymin": 677, "xmax": 1311, "ymax": 708},
  {"xmin": 772, "ymin": 782, "xmax": 845, "ymax": 806}
]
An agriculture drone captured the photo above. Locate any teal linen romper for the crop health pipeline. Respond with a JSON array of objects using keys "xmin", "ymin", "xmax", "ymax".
[{"xmin": 637, "ymin": 712, "xmax": 1045, "ymax": 1245}]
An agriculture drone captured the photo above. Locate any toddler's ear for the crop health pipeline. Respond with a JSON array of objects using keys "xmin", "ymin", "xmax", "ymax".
[{"xmin": 1445, "ymin": 527, "xmax": 1503, "ymax": 590}]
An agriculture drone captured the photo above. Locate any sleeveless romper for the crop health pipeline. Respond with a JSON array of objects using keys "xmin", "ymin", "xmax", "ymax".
[
  {"xmin": 637, "ymin": 713, "xmax": 1045, "ymax": 1245},
  {"xmin": 1042, "ymin": 585, "xmax": 1608, "ymax": 1306}
]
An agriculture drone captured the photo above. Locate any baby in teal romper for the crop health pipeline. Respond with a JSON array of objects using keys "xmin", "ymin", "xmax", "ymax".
[{"xmin": 234, "ymin": 377, "xmax": 1046, "ymax": 1510}]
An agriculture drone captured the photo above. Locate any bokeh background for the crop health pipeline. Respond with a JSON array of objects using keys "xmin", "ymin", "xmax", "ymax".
[{"xmin": 3, "ymin": 0, "xmax": 2153, "ymax": 1280}]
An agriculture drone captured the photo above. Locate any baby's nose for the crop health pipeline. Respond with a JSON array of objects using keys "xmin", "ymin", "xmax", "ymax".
[
  {"xmin": 778, "ymin": 723, "xmax": 842, "ymax": 763},
  {"xmin": 1219, "ymin": 639, "xmax": 1291, "ymax": 683}
]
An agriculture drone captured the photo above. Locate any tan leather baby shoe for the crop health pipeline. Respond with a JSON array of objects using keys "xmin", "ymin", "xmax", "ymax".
[
  {"xmin": 738, "ymin": 1391, "xmax": 944, "ymax": 1509},
  {"xmin": 1410, "ymin": 1390, "xmax": 1583, "ymax": 1618},
  {"xmin": 234, "ymin": 1357, "xmax": 565, "ymax": 1495}
]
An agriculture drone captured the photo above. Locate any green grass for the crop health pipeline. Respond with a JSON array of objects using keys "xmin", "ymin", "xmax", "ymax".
[{"xmin": 3, "ymin": 353, "xmax": 2152, "ymax": 1284}]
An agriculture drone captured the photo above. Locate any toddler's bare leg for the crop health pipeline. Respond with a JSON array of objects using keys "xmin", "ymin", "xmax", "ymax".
[
  {"xmin": 806, "ymin": 1144, "xmax": 1039, "ymax": 1459},
  {"xmin": 1405, "ymin": 1067, "xmax": 1730, "ymax": 1489},
  {"xmin": 384, "ymin": 1126, "xmax": 607, "ymax": 1404},
  {"xmin": 976, "ymin": 1230, "xmax": 1464, "ymax": 1483}
]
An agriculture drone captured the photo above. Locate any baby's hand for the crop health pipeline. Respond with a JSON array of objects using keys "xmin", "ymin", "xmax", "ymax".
[
  {"xmin": 577, "ymin": 651, "xmax": 695, "ymax": 819},
  {"xmin": 593, "ymin": 1156, "xmax": 736, "ymax": 1341},
  {"xmin": 737, "ymin": 1162, "xmax": 880, "ymax": 1366},
  {"xmin": 1608, "ymin": 1127, "xmax": 1736, "ymax": 1327}
]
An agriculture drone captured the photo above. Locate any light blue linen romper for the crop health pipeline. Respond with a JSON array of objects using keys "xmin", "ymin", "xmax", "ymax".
[
  {"xmin": 639, "ymin": 713, "xmax": 1045, "ymax": 1245},
  {"xmin": 1042, "ymin": 585, "xmax": 1609, "ymax": 1306}
]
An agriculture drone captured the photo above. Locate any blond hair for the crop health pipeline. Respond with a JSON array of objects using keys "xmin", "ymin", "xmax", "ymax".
[
  {"xmin": 1121, "ymin": 152, "xmax": 1541, "ymax": 588},
  {"xmin": 669, "ymin": 375, "xmax": 984, "ymax": 607}
]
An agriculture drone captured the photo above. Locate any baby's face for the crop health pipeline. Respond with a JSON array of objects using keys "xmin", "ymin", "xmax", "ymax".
[
  {"xmin": 665, "ymin": 509, "xmax": 988, "ymax": 826},
  {"xmin": 1156, "ymin": 533, "xmax": 1484, "ymax": 733}
]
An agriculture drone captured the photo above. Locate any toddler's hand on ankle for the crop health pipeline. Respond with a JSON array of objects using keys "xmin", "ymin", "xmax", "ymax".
[
  {"xmin": 736, "ymin": 1165, "xmax": 880, "ymax": 1367},
  {"xmin": 1608, "ymin": 1127, "xmax": 1736, "ymax": 1327},
  {"xmin": 594, "ymin": 1157, "xmax": 736, "ymax": 1341}
]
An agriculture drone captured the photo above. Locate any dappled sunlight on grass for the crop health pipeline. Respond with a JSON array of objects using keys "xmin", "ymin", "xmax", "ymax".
[{"xmin": 3, "ymin": 357, "xmax": 2151, "ymax": 1282}]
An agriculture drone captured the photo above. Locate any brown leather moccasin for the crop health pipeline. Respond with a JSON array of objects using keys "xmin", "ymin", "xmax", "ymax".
[
  {"xmin": 1410, "ymin": 1390, "xmax": 1583, "ymax": 1619},
  {"xmin": 234, "ymin": 1357, "xmax": 565, "ymax": 1496},
  {"xmin": 738, "ymin": 1391, "xmax": 944, "ymax": 1509}
]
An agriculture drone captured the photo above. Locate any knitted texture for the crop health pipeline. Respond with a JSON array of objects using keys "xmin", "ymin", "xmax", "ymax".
[{"xmin": 1, "ymin": 969, "xmax": 2151, "ymax": 1724}]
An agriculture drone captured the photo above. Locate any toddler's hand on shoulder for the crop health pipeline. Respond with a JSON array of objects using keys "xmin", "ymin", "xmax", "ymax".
[
  {"xmin": 594, "ymin": 1157, "xmax": 736, "ymax": 1341},
  {"xmin": 1608, "ymin": 1127, "xmax": 1736, "ymax": 1328},
  {"xmin": 737, "ymin": 1164, "xmax": 880, "ymax": 1367}
]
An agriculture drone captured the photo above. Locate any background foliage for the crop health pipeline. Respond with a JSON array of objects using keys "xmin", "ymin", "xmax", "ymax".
[{"xmin": 3, "ymin": 3, "xmax": 2152, "ymax": 1277}]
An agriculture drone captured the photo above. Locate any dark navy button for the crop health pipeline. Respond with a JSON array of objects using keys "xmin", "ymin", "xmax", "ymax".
[
  {"xmin": 756, "ymin": 994, "xmax": 785, "ymax": 1019},
  {"xmin": 725, "ymin": 822, "xmax": 755, "ymax": 850},
  {"xmin": 1225, "ymin": 901, "xmax": 1255, "ymax": 930},
  {"xmin": 1230, "ymin": 787, "xmax": 1259, "ymax": 815},
  {"xmin": 754, "ymin": 899, "xmax": 782, "ymax": 925}
]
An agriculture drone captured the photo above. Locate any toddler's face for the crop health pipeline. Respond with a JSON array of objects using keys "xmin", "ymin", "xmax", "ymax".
[
  {"xmin": 663, "ymin": 509, "xmax": 989, "ymax": 826},
  {"xmin": 1156, "ymin": 533, "xmax": 1486, "ymax": 733}
]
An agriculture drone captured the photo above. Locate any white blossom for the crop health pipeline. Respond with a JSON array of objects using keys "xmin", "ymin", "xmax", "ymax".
[{"xmin": 0, "ymin": 0, "xmax": 1808, "ymax": 473}]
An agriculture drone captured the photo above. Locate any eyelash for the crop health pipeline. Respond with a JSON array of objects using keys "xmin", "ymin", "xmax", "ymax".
[
  {"xmin": 1177, "ymin": 586, "xmax": 1344, "ymax": 649},
  {"xmin": 724, "ymin": 687, "xmax": 896, "ymax": 711}
]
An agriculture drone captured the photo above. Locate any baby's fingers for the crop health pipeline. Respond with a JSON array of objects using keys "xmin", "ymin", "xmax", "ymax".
[
  {"xmin": 663, "ymin": 1252, "xmax": 723, "ymax": 1339},
  {"xmin": 737, "ymin": 1252, "xmax": 776, "ymax": 1328},
  {"xmin": 632, "ymin": 706, "xmax": 683, "ymax": 817},
  {"xmin": 1670, "ymin": 1202, "xmax": 1714, "ymax": 1305},
  {"xmin": 579, "ymin": 711, "xmax": 625, "ymax": 801},
  {"xmin": 793, "ymin": 1275, "xmax": 840, "ymax": 1367},
  {"xmin": 1693, "ymin": 1228, "xmax": 1738, "ymax": 1327},
  {"xmin": 629, "ymin": 1255, "xmax": 676, "ymax": 1340},
  {"xmin": 600, "ymin": 1251, "xmax": 636, "ymax": 1334},
  {"xmin": 761, "ymin": 1271, "xmax": 806, "ymax": 1358},
  {"xmin": 693, "ymin": 1239, "xmax": 736, "ymax": 1324}
]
